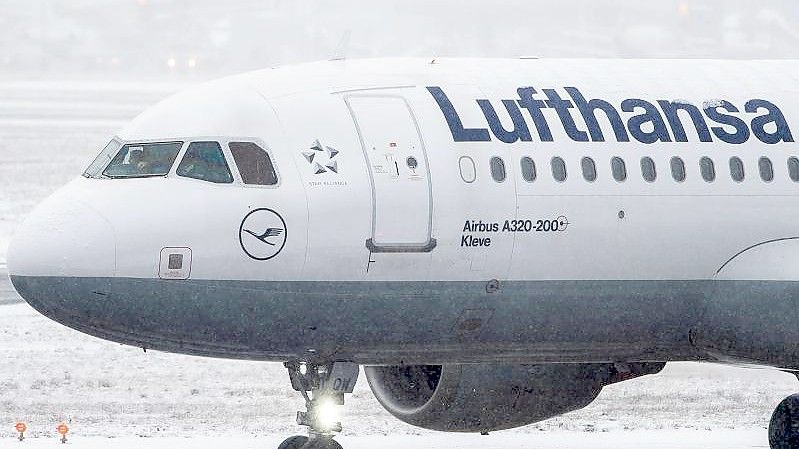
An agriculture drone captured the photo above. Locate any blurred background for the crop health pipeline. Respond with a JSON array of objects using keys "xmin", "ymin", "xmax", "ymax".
[{"xmin": 2, "ymin": 0, "xmax": 799, "ymax": 82}]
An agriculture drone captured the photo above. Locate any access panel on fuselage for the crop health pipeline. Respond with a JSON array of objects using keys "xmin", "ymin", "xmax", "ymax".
[{"xmin": 347, "ymin": 96, "xmax": 435, "ymax": 252}]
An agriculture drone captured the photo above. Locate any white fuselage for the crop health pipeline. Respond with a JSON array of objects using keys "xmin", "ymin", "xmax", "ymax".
[{"xmin": 8, "ymin": 58, "xmax": 799, "ymax": 366}]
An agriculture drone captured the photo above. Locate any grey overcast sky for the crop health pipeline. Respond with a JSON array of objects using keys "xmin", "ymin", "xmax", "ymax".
[{"xmin": 1, "ymin": 1, "xmax": 799, "ymax": 80}]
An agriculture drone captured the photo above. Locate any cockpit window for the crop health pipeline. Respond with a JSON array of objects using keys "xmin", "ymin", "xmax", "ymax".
[
  {"xmin": 84, "ymin": 139, "xmax": 122, "ymax": 178},
  {"xmin": 176, "ymin": 141, "xmax": 234, "ymax": 184},
  {"xmin": 229, "ymin": 142, "xmax": 278, "ymax": 186},
  {"xmin": 103, "ymin": 142, "xmax": 183, "ymax": 178}
]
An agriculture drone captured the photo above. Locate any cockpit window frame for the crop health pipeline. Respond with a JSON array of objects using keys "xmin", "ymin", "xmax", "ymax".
[
  {"xmin": 84, "ymin": 137, "xmax": 187, "ymax": 179},
  {"xmin": 86, "ymin": 136, "xmax": 279, "ymax": 188},
  {"xmin": 83, "ymin": 137, "xmax": 123, "ymax": 179},
  {"xmin": 223, "ymin": 137, "xmax": 281, "ymax": 189},
  {"xmin": 175, "ymin": 140, "xmax": 236, "ymax": 185},
  {"xmin": 166, "ymin": 137, "xmax": 280, "ymax": 188},
  {"xmin": 102, "ymin": 140, "xmax": 186, "ymax": 179}
]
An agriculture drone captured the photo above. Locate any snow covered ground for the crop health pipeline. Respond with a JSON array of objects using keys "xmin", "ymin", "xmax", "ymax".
[
  {"xmin": 0, "ymin": 430, "xmax": 775, "ymax": 449},
  {"xmin": 0, "ymin": 81, "xmax": 797, "ymax": 448}
]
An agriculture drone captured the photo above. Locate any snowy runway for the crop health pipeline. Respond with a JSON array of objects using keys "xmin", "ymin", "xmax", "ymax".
[{"xmin": 0, "ymin": 430, "xmax": 773, "ymax": 449}]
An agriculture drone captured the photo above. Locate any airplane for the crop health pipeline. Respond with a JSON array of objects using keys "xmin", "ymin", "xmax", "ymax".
[{"xmin": 7, "ymin": 57, "xmax": 799, "ymax": 449}]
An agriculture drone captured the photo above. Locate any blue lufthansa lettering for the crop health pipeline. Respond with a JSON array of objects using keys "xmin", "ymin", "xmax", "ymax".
[
  {"xmin": 621, "ymin": 99, "xmax": 672, "ymax": 144},
  {"xmin": 566, "ymin": 87, "xmax": 629, "ymax": 142},
  {"xmin": 516, "ymin": 87, "xmax": 553, "ymax": 141},
  {"xmin": 703, "ymin": 100, "xmax": 750, "ymax": 145},
  {"xmin": 543, "ymin": 89, "xmax": 589, "ymax": 142},
  {"xmin": 746, "ymin": 99, "xmax": 794, "ymax": 144},
  {"xmin": 477, "ymin": 99, "xmax": 532, "ymax": 143},
  {"xmin": 426, "ymin": 86, "xmax": 792, "ymax": 145},
  {"xmin": 426, "ymin": 86, "xmax": 490, "ymax": 142},
  {"xmin": 657, "ymin": 100, "xmax": 713, "ymax": 143}
]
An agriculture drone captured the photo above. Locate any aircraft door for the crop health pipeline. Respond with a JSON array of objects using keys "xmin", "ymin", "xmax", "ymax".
[{"xmin": 347, "ymin": 96, "xmax": 436, "ymax": 253}]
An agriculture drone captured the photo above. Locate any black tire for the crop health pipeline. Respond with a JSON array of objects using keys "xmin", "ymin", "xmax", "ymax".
[
  {"xmin": 278, "ymin": 435, "xmax": 309, "ymax": 449},
  {"xmin": 312, "ymin": 439, "xmax": 343, "ymax": 449},
  {"xmin": 769, "ymin": 394, "xmax": 799, "ymax": 449}
]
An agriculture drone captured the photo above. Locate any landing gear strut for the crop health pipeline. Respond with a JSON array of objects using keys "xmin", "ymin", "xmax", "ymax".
[
  {"xmin": 278, "ymin": 361, "xmax": 360, "ymax": 449},
  {"xmin": 769, "ymin": 394, "xmax": 799, "ymax": 449}
]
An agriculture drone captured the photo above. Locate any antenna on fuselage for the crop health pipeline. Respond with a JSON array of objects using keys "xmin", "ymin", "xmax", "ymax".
[{"xmin": 330, "ymin": 30, "xmax": 352, "ymax": 61}]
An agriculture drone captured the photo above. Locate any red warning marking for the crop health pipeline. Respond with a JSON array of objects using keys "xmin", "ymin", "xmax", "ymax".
[
  {"xmin": 15, "ymin": 422, "xmax": 26, "ymax": 433},
  {"xmin": 57, "ymin": 423, "xmax": 69, "ymax": 435}
]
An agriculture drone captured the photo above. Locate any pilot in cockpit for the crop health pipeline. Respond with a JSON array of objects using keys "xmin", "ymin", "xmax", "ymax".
[
  {"xmin": 129, "ymin": 148, "xmax": 146, "ymax": 173},
  {"xmin": 177, "ymin": 151, "xmax": 209, "ymax": 180}
]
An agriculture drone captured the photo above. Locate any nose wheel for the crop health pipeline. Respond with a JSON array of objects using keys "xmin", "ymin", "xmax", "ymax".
[
  {"xmin": 279, "ymin": 361, "xmax": 359, "ymax": 449},
  {"xmin": 278, "ymin": 436, "xmax": 343, "ymax": 449}
]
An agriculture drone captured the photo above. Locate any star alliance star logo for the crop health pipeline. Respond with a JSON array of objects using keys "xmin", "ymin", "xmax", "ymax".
[{"xmin": 302, "ymin": 139, "xmax": 340, "ymax": 175}]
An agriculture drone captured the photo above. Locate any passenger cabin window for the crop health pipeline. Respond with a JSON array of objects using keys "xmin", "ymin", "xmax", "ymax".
[
  {"xmin": 177, "ymin": 141, "xmax": 233, "ymax": 184},
  {"xmin": 641, "ymin": 157, "xmax": 656, "ymax": 182},
  {"xmin": 551, "ymin": 157, "xmax": 567, "ymax": 182},
  {"xmin": 789, "ymin": 157, "xmax": 799, "ymax": 182},
  {"xmin": 520, "ymin": 157, "xmax": 536, "ymax": 183},
  {"xmin": 103, "ymin": 141, "xmax": 183, "ymax": 178},
  {"xmin": 459, "ymin": 156, "xmax": 476, "ymax": 183},
  {"xmin": 700, "ymin": 157, "xmax": 715, "ymax": 182},
  {"xmin": 581, "ymin": 157, "xmax": 597, "ymax": 182},
  {"xmin": 490, "ymin": 157, "xmax": 506, "ymax": 182},
  {"xmin": 729, "ymin": 157, "xmax": 745, "ymax": 182},
  {"xmin": 759, "ymin": 157, "xmax": 774, "ymax": 182},
  {"xmin": 611, "ymin": 156, "xmax": 626, "ymax": 182},
  {"xmin": 670, "ymin": 157, "xmax": 686, "ymax": 182},
  {"xmin": 230, "ymin": 142, "xmax": 278, "ymax": 185}
]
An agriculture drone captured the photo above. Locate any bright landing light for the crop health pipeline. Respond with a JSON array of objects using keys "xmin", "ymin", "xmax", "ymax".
[{"xmin": 315, "ymin": 398, "xmax": 341, "ymax": 430}]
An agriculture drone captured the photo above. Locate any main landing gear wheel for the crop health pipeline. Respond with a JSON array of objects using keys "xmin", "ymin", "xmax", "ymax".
[
  {"xmin": 769, "ymin": 394, "xmax": 799, "ymax": 449},
  {"xmin": 279, "ymin": 361, "xmax": 359, "ymax": 449}
]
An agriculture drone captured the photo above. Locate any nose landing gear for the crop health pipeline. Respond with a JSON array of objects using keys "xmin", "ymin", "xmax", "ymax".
[
  {"xmin": 278, "ymin": 361, "xmax": 360, "ymax": 449},
  {"xmin": 769, "ymin": 394, "xmax": 799, "ymax": 449}
]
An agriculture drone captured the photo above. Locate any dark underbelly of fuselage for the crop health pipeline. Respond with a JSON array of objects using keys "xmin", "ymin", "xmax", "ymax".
[{"xmin": 10, "ymin": 275, "xmax": 799, "ymax": 368}]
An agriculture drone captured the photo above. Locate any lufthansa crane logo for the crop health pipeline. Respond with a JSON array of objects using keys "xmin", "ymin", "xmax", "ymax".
[{"xmin": 239, "ymin": 208, "xmax": 287, "ymax": 261}]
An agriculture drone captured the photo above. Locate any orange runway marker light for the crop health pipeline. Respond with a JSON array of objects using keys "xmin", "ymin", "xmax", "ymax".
[
  {"xmin": 56, "ymin": 423, "xmax": 69, "ymax": 444},
  {"xmin": 14, "ymin": 422, "xmax": 26, "ymax": 441}
]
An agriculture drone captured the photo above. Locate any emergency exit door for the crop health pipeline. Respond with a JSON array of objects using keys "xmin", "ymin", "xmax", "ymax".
[{"xmin": 347, "ymin": 96, "xmax": 436, "ymax": 253}]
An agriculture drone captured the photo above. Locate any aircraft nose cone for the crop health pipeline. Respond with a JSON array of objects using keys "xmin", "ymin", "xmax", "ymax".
[{"xmin": 8, "ymin": 192, "xmax": 116, "ymax": 310}]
